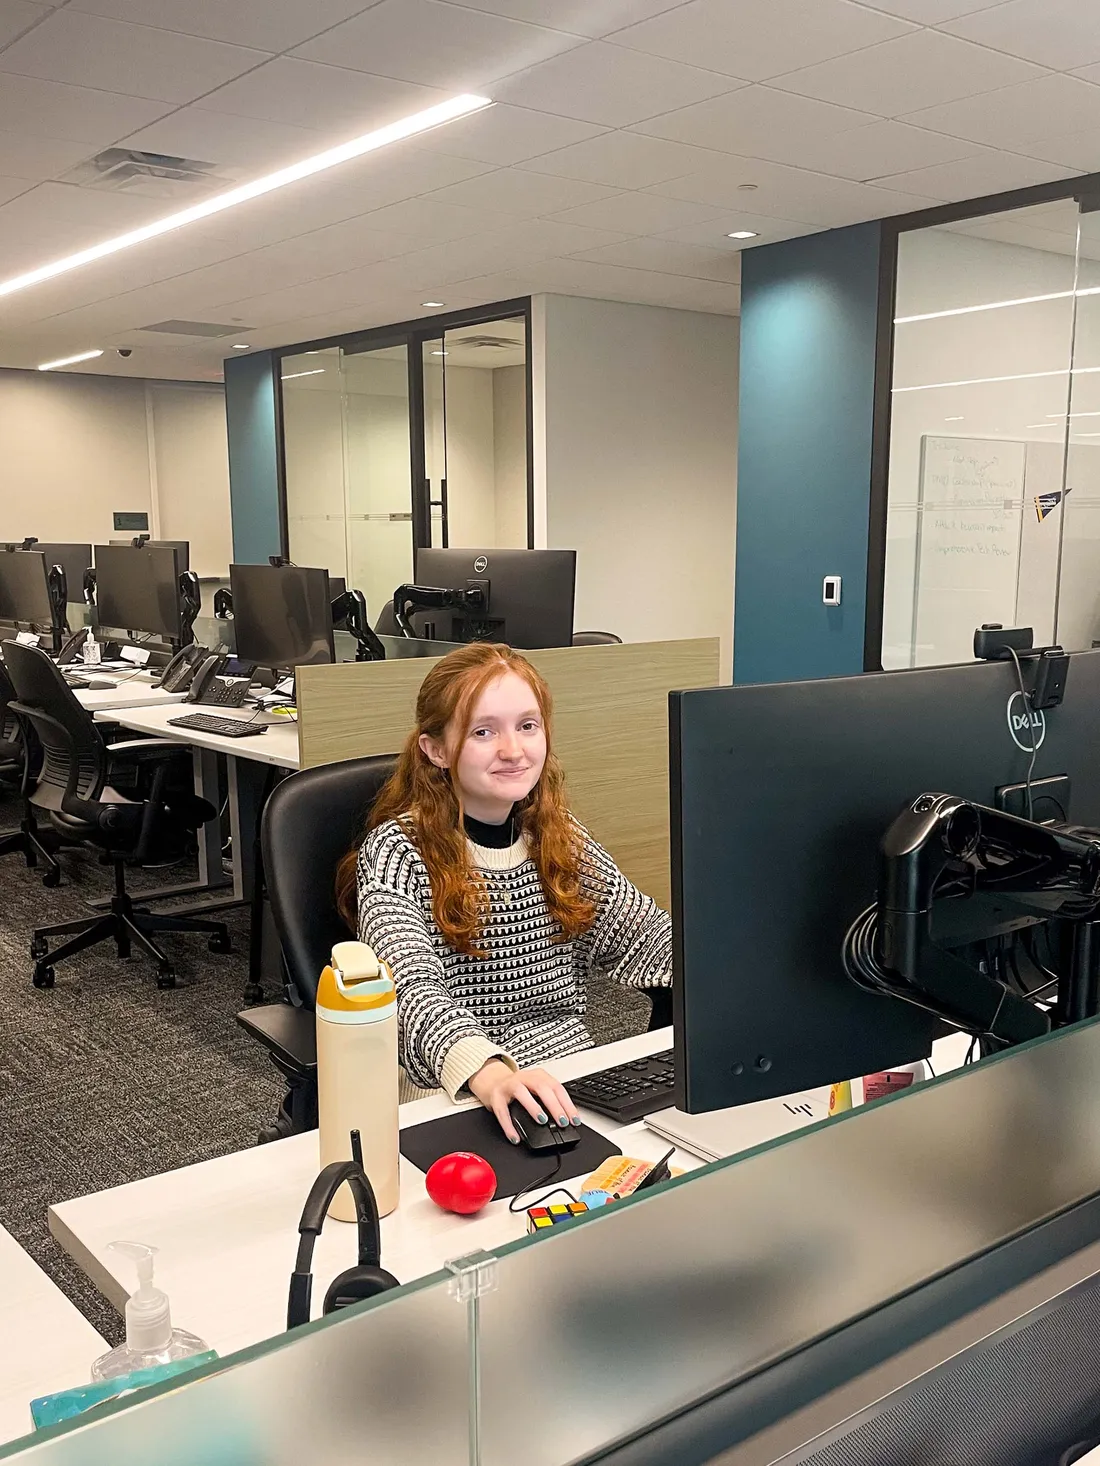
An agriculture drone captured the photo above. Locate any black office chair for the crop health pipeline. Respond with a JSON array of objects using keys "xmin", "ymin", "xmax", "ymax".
[
  {"xmin": 373, "ymin": 600, "xmax": 399, "ymax": 636},
  {"xmin": 572, "ymin": 631, "xmax": 623, "ymax": 646},
  {"xmin": 2, "ymin": 641, "xmax": 230, "ymax": 990},
  {"xmin": 0, "ymin": 658, "xmax": 60, "ymax": 884},
  {"xmin": 238, "ymin": 754, "xmax": 397, "ymax": 1142}
]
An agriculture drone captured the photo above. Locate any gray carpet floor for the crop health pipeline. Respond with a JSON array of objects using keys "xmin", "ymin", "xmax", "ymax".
[{"xmin": 0, "ymin": 785, "xmax": 649, "ymax": 1346}]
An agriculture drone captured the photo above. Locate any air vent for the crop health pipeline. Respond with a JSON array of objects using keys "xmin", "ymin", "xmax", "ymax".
[
  {"xmin": 61, "ymin": 148, "xmax": 229, "ymax": 197},
  {"xmin": 139, "ymin": 320, "xmax": 252, "ymax": 338},
  {"xmin": 458, "ymin": 335, "xmax": 520, "ymax": 351}
]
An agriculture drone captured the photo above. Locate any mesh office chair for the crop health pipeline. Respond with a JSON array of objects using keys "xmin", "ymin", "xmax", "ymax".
[
  {"xmin": 572, "ymin": 631, "xmax": 623, "ymax": 646},
  {"xmin": 0, "ymin": 658, "xmax": 60, "ymax": 883},
  {"xmin": 238, "ymin": 753, "xmax": 397, "ymax": 1142},
  {"xmin": 3, "ymin": 641, "xmax": 230, "ymax": 990},
  {"xmin": 373, "ymin": 600, "xmax": 399, "ymax": 636}
]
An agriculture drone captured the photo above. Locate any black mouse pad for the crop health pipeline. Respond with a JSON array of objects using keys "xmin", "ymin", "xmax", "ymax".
[{"xmin": 400, "ymin": 1107, "xmax": 621, "ymax": 1200}]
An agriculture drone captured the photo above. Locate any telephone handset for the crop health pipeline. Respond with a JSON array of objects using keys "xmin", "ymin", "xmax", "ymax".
[
  {"xmin": 186, "ymin": 653, "xmax": 230, "ymax": 703},
  {"xmin": 159, "ymin": 643, "xmax": 208, "ymax": 693},
  {"xmin": 185, "ymin": 655, "xmax": 252, "ymax": 708}
]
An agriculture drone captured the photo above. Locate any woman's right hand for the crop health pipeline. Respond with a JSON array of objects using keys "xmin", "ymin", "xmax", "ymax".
[{"xmin": 467, "ymin": 1058, "xmax": 581, "ymax": 1143}]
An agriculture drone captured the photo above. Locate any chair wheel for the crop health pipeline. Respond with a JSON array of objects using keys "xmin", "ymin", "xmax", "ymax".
[
  {"xmin": 257, "ymin": 1123, "xmax": 285, "ymax": 1145},
  {"xmin": 156, "ymin": 966, "xmax": 177, "ymax": 990},
  {"xmin": 208, "ymin": 931, "xmax": 231, "ymax": 953},
  {"xmin": 30, "ymin": 936, "xmax": 48, "ymax": 960},
  {"xmin": 32, "ymin": 965, "xmax": 55, "ymax": 990},
  {"xmin": 42, "ymin": 867, "xmax": 61, "ymax": 888},
  {"xmin": 242, "ymin": 982, "xmax": 264, "ymax": 1005}
]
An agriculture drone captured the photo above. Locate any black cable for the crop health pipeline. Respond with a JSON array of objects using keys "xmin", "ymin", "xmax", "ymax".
[
  {"xmin": 507, "ymin": 1146, "xmax": 566, "ymax": 1214},
  {"xmin": 1007, "ymin": 645, "xmax": 1038, "ymax": 821}
]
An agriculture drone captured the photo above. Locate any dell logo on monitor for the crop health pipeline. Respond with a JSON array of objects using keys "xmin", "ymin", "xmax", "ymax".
[
  {"xmin": 1006, "ymin": 691, "xmax": 1046, "ymax": 752},
  {"xmin": 473, "ymin": 555, "xmax": 488, "ymax": 573}
]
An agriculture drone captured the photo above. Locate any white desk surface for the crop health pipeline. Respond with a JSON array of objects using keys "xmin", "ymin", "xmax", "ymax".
[
  {"xmin": 48, "ymin": 1029, "xmax": 973, "ymax": 1364},
  {"xmin": 74, "ymin": 679, "xmax": 186, "ymax": 714},
  {"xmin": 0, "ymin": 1224, "xmax": 107, "ymax": 1447},
  {"xmin": 92, "ymin": 701, "xmax": 300, "ymax": 770}
]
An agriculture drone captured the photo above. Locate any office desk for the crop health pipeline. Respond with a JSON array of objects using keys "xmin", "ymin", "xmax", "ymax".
[
  {"xmin": 74, "ymin": 681, "xmax": 185, "ymax": 714},
  {"xmin": 0, "ymin": 1224, "xmax": 107, "ymax": 1447},
  {"xmin": 91, "ymin": 703, "xmax": 299, "ymax": 771}
]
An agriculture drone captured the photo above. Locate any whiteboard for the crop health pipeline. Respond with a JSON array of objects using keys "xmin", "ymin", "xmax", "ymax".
[{"xmin": 912, "ymin": 436, "xmax": 1026, "ymax": 667}]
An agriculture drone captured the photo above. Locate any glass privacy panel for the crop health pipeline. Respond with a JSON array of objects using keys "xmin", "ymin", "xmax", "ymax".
[
  {"xmin": 1, "ymin": 1274, "xmax": 468, "ymax": 1466},
  {"xmin": 477, "ymin": 1019, "xmax": 1100, "ymax": 1466},
  {"xmin": 281, "ymin": 349, "xmax": 347, "ymax": 580},
  {"xmin": 1057, "ymin": 207, "xmax": 1100, "ymax": 651},
  {"xmin": 883, "ymin": 201, "xmax": 1078, "ymax": 669}
]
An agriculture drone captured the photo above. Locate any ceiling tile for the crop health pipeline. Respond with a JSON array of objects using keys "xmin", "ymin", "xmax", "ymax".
[
  {"xmin": 200, "ymin": 57, "xmax": 446, "ymax": 132},
  {"xmin": 409, "ymin": 103, "xmax": 606, "ymax": 166},
  {"xmin": 117, "ymin": 108, "xmax": 330, "ymax": 176},
  {"xmin": 0, "ymin": 73, "xmax": 170, "ymax": 145},
  {"xmin": 294, "ymin": 0, "xmax": 583, "ymax": 90},
  {"xmin": 771, "ymin": 29, "xmax": 1045, "ymax": 116},
  {"xmin": 876, "ymin": 148, "xmax": 1076, "ymax": 201},
  {"xmin": 856, "ymin": 0, "xmax": 1004, "ymax": 18},
  {"xmin": 545, "ymin": 190, "xmax": 724, "ymax": 233},
  {"xmin": 0, "ymin": 0, "xmax": 49, "ymax": 46},
  {"xmin": 941, "ymin": 0, "xmax": 1100, "ymax": 72},
  {"xmin": 633, "ymin": 86, "xmax": 877, "ymax": 156},
  {"xmin": 355, "ymin": 195, "xmax": 517, "ymax": 243},
  {"xmin": 0, "ymin": 130, "xmax": 97, "ymax": 181},
  {"xmin": 774, "ymin": 119, "xmax": 978, "ymax": 180},
  {"xmin": 657, "ymin": 211, "xmax": 815, "ymax": 247},
  {"xmin": 432, "ymin": 0, "xmax": 695, "ymax": 39},
  {"xmin": 524, "ymin": 130, "xmax": 729, "ymax": 187},
  {"xmin": 904, "ymin": 74, "xmax": 1100, "ymax": 149},
  {"xmin": 423, "ymin": 167, "xmax": 619, "ymax": 216},
  {"xmin": 517, "ymin": 255, "xmax": 741, "ymax": 312},
  {"xmin": 650, "ymin": 154, "xmax": 936, "ymax": 223},
  {"xmin": 0, "ymin": 176, "xmax": 33, "ymax": 207},
  {"xmin": 66, "ymin": 0, "xmax": 378, "ymax": 52},
  {"xmin": 610, "ymin": 0, "xmax": 915, "ymax": 82},
  {"xmin": 568, "ymin": 234, "xmax": 741, "ymax": 281},
  {"xmin": 0, "ymin": 181, "xmax": 165, "ymax": 278},
  {"xmin": 0, "ymin": 10, "xmax": 271, "ymax": 104},
  {"xmin": 492, "ymin": 40, "xmax": 740, "ymax": 127},
  {"xmin": 1022, "ymin": 128, "xmax": 1100, "ymax": 173}
]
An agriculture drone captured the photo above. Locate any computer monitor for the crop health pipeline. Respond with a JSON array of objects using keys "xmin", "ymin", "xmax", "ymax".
[
  {"xmin": 23, "ymin": 543, "xmax": 91, "ymax": 601},
  {"xmin": 0, "ymin": 549, "xmax": 52, "ymax": 624},
  {"xmin": 229, "ymin": 563, "xmax": 335, "ymax": 670},
  {"xmin": 93, "ymin": 543, "xmax": 182, "ymax": 641},
  {"xmin": 144, "ymin": 539, "xmax": 189, "ymax": 571},
  {"xmin": 412, "ymin": 548, "xmax": 576, "ymax": 649},
  {"xmin": 669, "ymin": 652, "xmax": 1100, "ymax": 1114}
]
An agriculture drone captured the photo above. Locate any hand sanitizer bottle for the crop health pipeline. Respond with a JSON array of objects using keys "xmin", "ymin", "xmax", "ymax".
[
  {"xmin": 91, "ymin": 1242, "xmax": 210, "ymax": 1380},
  {"xmin": 82, "ymin": 628, "xmax": 100, "ymax": 666}
]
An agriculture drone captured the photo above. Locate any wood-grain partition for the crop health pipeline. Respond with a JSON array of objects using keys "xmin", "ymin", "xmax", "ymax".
[{"xmin": 295, "ymin": 638, "xmax": 721, "ymax": 908}]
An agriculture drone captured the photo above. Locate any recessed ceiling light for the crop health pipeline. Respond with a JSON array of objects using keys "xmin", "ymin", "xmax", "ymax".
[
  {"xmin": 737, "ymin": 183, "xmax": 758, "ymax": 192},
  {"xmin": 422, "ymin": 300, "xmax": 446, "ymax": 308},
  {"xmin": 726, "ymin": 230, "xmax": 758, "ymax": 240},
  {"xmin": 232, "ymin": 343, "xmax": 251, "ymax": 350},
  {"xmin": 431, "ymin": 349, "xmax": 448, "ymax": 357},
  {"xmin": 37, "ymin": 349, "xmax": 103, "ymax": 371},
  {"xmin": 0, "ymin": 95, "xmax": 492, "ymax": 301},
  {"xmin": 944, "ymin": 416, "xmax": 964, "ymax": 421}
]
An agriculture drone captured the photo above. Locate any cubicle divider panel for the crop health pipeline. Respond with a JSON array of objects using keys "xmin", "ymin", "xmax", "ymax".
[{"xmin": 295, "ymin": 638, "xmax": 721, "ymax": 908}]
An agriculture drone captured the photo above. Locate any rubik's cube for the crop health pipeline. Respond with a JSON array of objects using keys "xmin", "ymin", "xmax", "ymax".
[{"xmin": 526, "ymin": 1201, "xmax": 588, "ymax": 1234}]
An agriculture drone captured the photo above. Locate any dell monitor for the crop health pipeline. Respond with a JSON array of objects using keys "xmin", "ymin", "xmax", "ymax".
[
  {"xmin": 412, "ymin": 548, "xmax": 576, "ymax": 649},
  {"xmin": 229, "ymin": 562, "xmax": 335, "ymax": 670},
  {"xmin": 20, "ymin": 544, "xmax": 91, "ymax": 601},
  {"xmin": 93, "ymin": 543, "xmax": 182, "ymax": 642},
  {"xmin": 0, "ymin": 549, "xmax": 53, "ymax": 625},
  {"xmin": 669, "ymin": 652, "xmax": 1100, "ymax": 1114}
]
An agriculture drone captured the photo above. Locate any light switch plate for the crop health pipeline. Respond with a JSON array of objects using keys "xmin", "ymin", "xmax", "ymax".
[{"xmin": 823, "ymin": 576, "xmax": 842, "ymax": 606}]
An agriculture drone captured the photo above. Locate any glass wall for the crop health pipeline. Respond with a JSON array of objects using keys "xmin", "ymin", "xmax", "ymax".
[{"xmin": 280, "ymin": 308, "xmax": 529, "ymax": 629}]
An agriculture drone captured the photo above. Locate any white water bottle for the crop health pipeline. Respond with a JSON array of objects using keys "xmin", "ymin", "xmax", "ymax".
[{"xmin": 316, "ymin": 941, "xmax": 399, "ymax": 1221}]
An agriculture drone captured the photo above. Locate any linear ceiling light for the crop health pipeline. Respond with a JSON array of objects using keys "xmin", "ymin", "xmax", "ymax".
[
  {"xmin": 893, "ymin": 365, "xmax": 1100, "ymax": 393},
  {"xmin": 37, "ymin": 349, "xmax": 103, "ymax": 370},
  {"xmin": 0, "ymin": 94, "xmax": 492, "ymax": 302},
  {"xmin": 281, "ymin": 368, "xmax": 326, "ymax": 380},
  {"xmin": 896, "ymin": 285, "xmax": 1100, "ymax": 324}
]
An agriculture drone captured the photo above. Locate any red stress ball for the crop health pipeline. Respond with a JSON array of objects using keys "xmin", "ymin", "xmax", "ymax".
[{"xmin": 425, "ymin": 1152, "xmax": 497, "ymax": 1214}]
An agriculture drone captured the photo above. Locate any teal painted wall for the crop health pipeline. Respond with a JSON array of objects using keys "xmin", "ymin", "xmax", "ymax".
[
  {"xmin": 734, "ymin": 222, "xmax": 884, "ymax": 684},
  {"xmin": 224, "ymin": 350, "xmax": 282, "ymax": 564}
]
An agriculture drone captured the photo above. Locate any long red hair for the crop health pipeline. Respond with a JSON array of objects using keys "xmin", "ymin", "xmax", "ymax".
[{"xmin": 335, "ymin": 643, "xmax": 596, "ymax": 955}]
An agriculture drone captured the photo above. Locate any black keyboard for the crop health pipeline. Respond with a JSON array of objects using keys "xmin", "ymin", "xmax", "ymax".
[
  {"xmin": 167, "ymin": 713, "xmax": 268, "ymax": 738},
  {"xmin": 567, "ymin": 1048, "xmax": 676, "ymax": 1124}
]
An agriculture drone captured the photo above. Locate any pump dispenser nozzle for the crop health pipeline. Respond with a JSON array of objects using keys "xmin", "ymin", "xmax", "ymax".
[{"xmin": 108, "ymin": 1241, "xmax": 172, "ymax": 1354}]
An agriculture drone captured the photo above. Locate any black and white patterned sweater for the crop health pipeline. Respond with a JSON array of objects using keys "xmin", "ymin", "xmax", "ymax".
[{"xmin": 356, "ymin": 817, "xmax": 672, "ymax": 1102}]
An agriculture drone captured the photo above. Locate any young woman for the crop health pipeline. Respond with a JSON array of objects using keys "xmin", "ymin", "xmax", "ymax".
[{"xmin": 335, "ymin": 642, "xmax": 673, "ymax": 1142}]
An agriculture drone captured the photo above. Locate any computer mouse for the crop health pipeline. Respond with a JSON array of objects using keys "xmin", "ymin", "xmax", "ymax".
[{"xmin": 507, "ymin": 1102, "xmax": 580, "ymax": 1154}]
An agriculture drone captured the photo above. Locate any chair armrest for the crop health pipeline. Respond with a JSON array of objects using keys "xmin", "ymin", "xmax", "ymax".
[
  {"xmin": 106, "ymin": 738, "xmax": 192, "ymax": 762},
  {"xmin": 237, "ymin": 1003, "xmax": 316, "ymax": 1077}
]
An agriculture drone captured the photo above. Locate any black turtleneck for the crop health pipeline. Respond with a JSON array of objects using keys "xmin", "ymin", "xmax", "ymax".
[{"xmin": 463, "ymin": 807, "xmax": 517, "ymax": 849}]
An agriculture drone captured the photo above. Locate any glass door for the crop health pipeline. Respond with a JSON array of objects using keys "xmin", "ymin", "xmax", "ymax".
[
  {"xmin": 340, "ymin": 342, "xmax": 414, "ymax": 623},
  {"xmin": 1057, "ymin": 201, "xmax": 1100, "ymax": 650},
  {"xmin": 422, "ymin": 335, "xmax": 448, "ymax": 549}
]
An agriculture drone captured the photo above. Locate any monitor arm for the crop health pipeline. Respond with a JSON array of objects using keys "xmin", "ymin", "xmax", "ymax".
[
  {"xmin": 332, "ymin": 588, "xmax": 386, "ymax": 662},
  {"xmin": 213, "ymin": 587, "xmax": 233, "ymax": 619},
  {"xmin": 845, "ymin": 794, "xmax": 1100, "ymax": 1045},
  {"xmin": 83, "ymin": 567, "xmax": 96, "ymax": 605},
  {"xmin": 179, "ymin": 570, "xmax": 200, "ymax": 647},
  {"xmin": 392, "ymin": 582, "xmax": 487, "ymax": 639},
  {"xmin": 45, "ymin": 563, "xmax": 69, "ymax": 646}
]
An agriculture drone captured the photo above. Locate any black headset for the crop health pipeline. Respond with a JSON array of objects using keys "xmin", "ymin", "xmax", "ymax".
[{"xmin": 287, "ymin": 1136, "xmax": 400, "ymax": 1331}]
